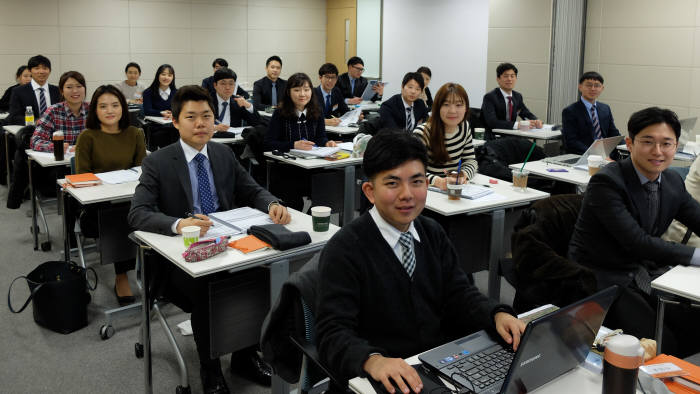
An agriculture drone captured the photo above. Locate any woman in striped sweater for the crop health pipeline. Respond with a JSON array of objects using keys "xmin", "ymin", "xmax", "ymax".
[{"xmin": 414, "ymin": 82, "xmax": 477, "ymax": 190}]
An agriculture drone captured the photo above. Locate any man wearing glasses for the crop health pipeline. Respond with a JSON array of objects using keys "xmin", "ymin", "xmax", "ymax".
[
  {"xmin": 337, "ymin": 56, "xmax": 383, "ymax": 105},
  {"xmin": 568, "ymin": 106, "xmax": 700, "ymax": 358},
  {"xmin": 561, "ymin": 71, "xmax": 620, "ymax": 154}
]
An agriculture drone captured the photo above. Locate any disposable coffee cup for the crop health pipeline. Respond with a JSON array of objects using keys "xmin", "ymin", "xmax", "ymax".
[
  {"xmin": 519, "ymin": 120, "xmax": 530, "ymax": 130},
  {"xmin": 603, "ymin": 335, "xmax": 644, "ymax": 394},
  {"xmin": 53, "ymin": 131, "xmax": 64, "ymax": 161},
  {"xmin": 587, "ymin": 154, "xmax": 604, "ymax": 176},
  {"xmin": 446, "ymin": 172, "xmax": 463, "ymax": 200},
  {"xmin": 512, "ymin": 169, "xmax": 529, "ymax": 191},
  {"xmin": 311, "ymin": 206, "xmax": 331, "ymax": 232},
  {"xmin": 182, "ymin": 226, "xmax": 200, "ymax": 247}
]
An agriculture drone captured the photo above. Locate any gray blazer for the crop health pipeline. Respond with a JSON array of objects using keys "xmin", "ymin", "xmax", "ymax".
[{"xmin": 128, "ymin": 140, "xmax": 277, "ymax": 235}]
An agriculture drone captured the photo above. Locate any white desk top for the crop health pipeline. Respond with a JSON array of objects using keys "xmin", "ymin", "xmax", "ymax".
[
  {"xmin": 59, "ymin": 179, "xmax": 137, "ymax": 205},
  {"xmin": 4, "ymin": 125, "xmax": 23, "ymax": 134},
  {"xmin": 134, "ymin": 209, "xmax": 338, "ymax": 278},
  {"xmin": 510, "ymin": 160, "xmax": 590, "ymax": 187},
  {"xmin": 651, "ymin": 265, "xmax": 700, "ymax": 303},
  {"xmin": 264, "ymin": 151, "xmax": 363, "ymax": 169},
  {"xmin": 25, "ymin": 149, "xmax": 72, "ymax": 167},
  {"xmin": 493, "ymin": 128, "xmax": 562, "ymax": 140},
  {"xmin": 424, "ymin": 173, "xmax": 549, "ymax": 216},
  {"xmin": 144, "ymin": 116, "xmax": 172, "ymax": 125},
  {"xmin": 258, "ymin": 110, "xmax": 272, "ymax": 118},
  {"xmin": 359, "ymin": 101, "xmax": 381, "ymax": 111},
  {"xmin": 211, "ymin": 134, "xmax": 245, "ymax": 145},
  {"xmin": 326, "ymin": 125, "xmax": 359, "ymax": 135},
  {"xmin": 616, "ymin": 143, "xmax": 695, "ymax": 162}
]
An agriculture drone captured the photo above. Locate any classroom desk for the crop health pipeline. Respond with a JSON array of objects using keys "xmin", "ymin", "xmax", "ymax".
[
  {"xmin": 424, "ymin": 174, "xmax": 549, "ymax": 300},
  {"xmin": 493, "ymin": 127, "xmax": 562, "ymax": 140},
  {"xmin": 359, "ymin": 100, "xmax": 381, "ymax": 111},
  {"xmin": 143, "ymin": 115, "xmax": 172, "ymax": 125},
  {"xmin": 26, "ymin": 149, "xmax": 71, "ymax": 251},
  {"xmin": 3, "ymin": 124, "xmax": 22, "ymax": 187},
  {"xmin": 325, "ymin": 125, "xmax": 359, "ymax": 136},
  {"xmin": 132, "ymin": 209, "xmax": 338, "ymax": 394},
  {"xmin": 510, "ymin": 160, "xmax": 591, "ymax": 187},
  {"xmin": 210, "ymin": 134, "xmax": 245, "ymax": 145},
  {"xmin": 264, "ymin": 151, "xmax": 363, "ymax": 226},
  {"xmin": 651, "ymin": 265, "xmax": 700, "ymax": 353}
]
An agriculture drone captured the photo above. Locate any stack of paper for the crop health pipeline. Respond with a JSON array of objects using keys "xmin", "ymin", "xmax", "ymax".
[
  {"xmin": 205, "ymin": 207, "xmax": 272, "ymax": 237},
  {"xmin": 339, "ymin": 108, "xmax": 361, "ymax": 127},
  {"xmin": 289, "ymin": 146, "xmax": 341, "ymax": 158},
  {"xmin": 95, "ymin": 167, "xmax": 141, "ymax": 184},
  {"xmin": 337, "ymin": 142, "xmax": 354, "ymax": 151}
]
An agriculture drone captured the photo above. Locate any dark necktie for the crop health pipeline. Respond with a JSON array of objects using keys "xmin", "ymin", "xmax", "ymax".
[
  {"xmin": 405, "ymin": 107, "xmax": 413, "ymax": 131},
  {"xmin": 218, "ymin": 101, "xmax": 228, "ymax": 123},
  {"xmin": 324, "ymin": 94, "xmax": 331, "ymax": 117},
  {"xmin": 643, "ymin": 181, "xmax": 660, "ymax": 234},
  {"xmin": 38, "ymin": 87, "xmax": 47, "ymax": 115},
  {"xmin": 350, "ymin": 78, "xmax": 356, "ymax": 95},
  {"xmin": 591, "ymin": 105, "xmax": 602, "ymax": 139},
  {"xmin": 507, "ymin": 96, "xmax": 513, "ymax": 122},
  {"xmin": 193, "ymin": 153, "xmax": 215, "ymax": 215},
  {"xmin": 398, "ymin": 232, "xmax": 416, "ymax": 278},
  {"xmin": 271, "ymin": 82, "xmax": 277, "ymax": 107}
]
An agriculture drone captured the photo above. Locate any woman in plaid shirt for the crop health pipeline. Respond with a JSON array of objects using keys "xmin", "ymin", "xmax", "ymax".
[{"xmin": 30, "ymin": 71, "xmax": 88, "ymax": 152}]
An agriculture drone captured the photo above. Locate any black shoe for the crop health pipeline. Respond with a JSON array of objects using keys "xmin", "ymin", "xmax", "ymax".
[
  {"xmin": 230, "ymin": 349, "xmax": 272, "ymax": 386},
  {"xmin": 200, "ymin": 364, "xmax": 230, "ymax": 394},
  {"xmin": 114, "ymin": 284, "xmax": 136, "ymax": 306}
]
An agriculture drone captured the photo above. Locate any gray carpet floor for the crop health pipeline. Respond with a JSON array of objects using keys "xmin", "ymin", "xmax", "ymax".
[{"xmin": 0, "ymin": 185, "xmax": 514, "ymax": 394}]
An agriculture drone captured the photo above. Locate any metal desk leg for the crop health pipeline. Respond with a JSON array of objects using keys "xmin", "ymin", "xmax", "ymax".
[
  {"xmin": 62, "ymin": 188, "xmax": 70, "ymax": 262},
  {"xmin": 270, "ymin": 259, "xmax": 291, "ymax": 394},
  {"xmin": 342, "ymin": 165, "xmax": 355, "ymax": 226},
  {"xmin": 4, "ymin": 131, "xmax": 10, "ymax": 188},
  {"xmin": 488, "ymin": 209, "xmax": 505, "ymax": 301},
  {"xmin": 29, "ymin": 157, "xmax": 39, "ymax": 250},
  {"xmin": 139, "ymin": 244, "xmax": 153, "ymax": 394},
  {"xmin": 655, "ymin": 296, "xmax": 666, "ymax": 355}
]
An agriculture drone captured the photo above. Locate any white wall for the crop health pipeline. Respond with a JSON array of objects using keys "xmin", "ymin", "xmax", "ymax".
[
  {"xmin": 356, "ymin": 0, "xmax": 381, "ymax": 79},
  {"xmin": 381, "ymin": 0, "xmax": 489, "ymax": 107},
  {"xmin": 0, "ymin": 0, "xmax": 326, "ymax": 99}
]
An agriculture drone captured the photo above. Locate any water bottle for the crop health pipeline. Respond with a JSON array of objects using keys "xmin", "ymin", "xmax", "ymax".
[{"xmin": 25, "ymin": 106, "xmax": 34, "ymax": 126}]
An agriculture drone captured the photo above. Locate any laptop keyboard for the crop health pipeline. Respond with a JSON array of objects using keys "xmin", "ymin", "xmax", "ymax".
[{"xmin": 443, "ymin": 345, "xmax": 514, "ymax": 392}]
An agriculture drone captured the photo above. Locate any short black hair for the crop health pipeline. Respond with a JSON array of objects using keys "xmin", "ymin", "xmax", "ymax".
[
  {"xmin": 212, "ymin": 58, "xmax": 228, "ymax": 68},
  {"xmin": 86, "ymin": 85, "xmax": 130, "ymax": 131},
  {"xmin": 579, "ymin": 71, "xmax": 604, "ymax": 84},
  {"xmin": 362, "ymin": 129, "xmax": 427, "ymax": 180},
  {"xmin": 171, "ymin": 85, "xmax": 215, "ymax": 121},
  {"xmin": 627, "ymin": 107, "xmax": 681, "ymax": 141},
  {"xmin": 347, "ymin": 56, "xmax": 364, "ymax": 67},
  {"xmin": 416, "ymin": 66, "xmax": 431, "ymax": 77},
  {"xmin": 125, "ymin": 62, "xmax": 141, "ymax": 74},
  {"xmin": 318, "ymin": 63, "xmax": 339, "ymax": 77},
  {"xmin": 28, "ymin": 55, "xmax": 51, "ymax": 71},
  {"xmin": 496, "ymin": 62, "xmax": 517, "ymax": 78},
  {"xmin": 401, "ymin": 72, "xmax": 424, "ymax": 90},
  {"xmin": 15, "ymin": 65, "xmax": 28, "ymax": 79},
  {"xmin": 213, "ymin": 67, "xmax": 236, "ymax": 83},
  {"xmin": 266, "ymin": 55, "xmax": 282, "ymax": 67}
]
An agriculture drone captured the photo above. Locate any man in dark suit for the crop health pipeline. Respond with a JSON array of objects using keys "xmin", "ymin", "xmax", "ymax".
[
  {"xmin": 128, "ymin": 86, "xmax": 290, "ymax": 393},
  {"xmin": 379, "ymin": 72, "xmax": 428, "ymax": 131},
  {"xmin": 336, "ymin": 56, "xmax": 383, "ymax": 104},
  {"xmin": 561, "ymin": 71, "xmax": 620, "ymax": 154},
  {"xmin": 481, "ymin": 62, "xmax": 541, "ymax": 137},
  {"xmin": 314, "ymin": 63, "xmax": 354, "ymax": 127},
  {"xmin": 211, "ymin": 68, "xmax": 260, "ymax": 134},
  {"xmin": 202, "ymin": 58, "xmax": 249, "ymax": 101},
  {"xmin": 252, "ymin": 55, "xmax": 286, "ymax": 111},
  {"xmin": 569, "ymin": 107, "xmax": 700, "ymax": 357}
]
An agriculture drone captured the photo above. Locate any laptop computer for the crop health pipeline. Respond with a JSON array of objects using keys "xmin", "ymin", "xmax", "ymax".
[
  {"xmin": 419, "ymin": 286, "xmax": 617, "ymax": 394},
  {"xmin": 545, "ymin": 135, "xmax": 623, "ymax": 170}
]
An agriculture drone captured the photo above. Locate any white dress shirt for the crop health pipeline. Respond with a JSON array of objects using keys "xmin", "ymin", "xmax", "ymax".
[{"xmin": 368, "ymin": 206, "xmax": 421, "ymax": 264}]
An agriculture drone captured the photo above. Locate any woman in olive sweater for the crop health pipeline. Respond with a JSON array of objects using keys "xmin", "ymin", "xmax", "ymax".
[{"xmin": 75, "ymin": 85, "xmax": 146, "ymax": 304}]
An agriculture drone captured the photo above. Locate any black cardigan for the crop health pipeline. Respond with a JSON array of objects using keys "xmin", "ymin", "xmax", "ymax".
[
  {"xmin": 263, "ymin": 109, "xmax": 328, "ymax": 152},
  {"xmin": 315, "ymin": 213, "xmax": 511, "ymax": 382}
]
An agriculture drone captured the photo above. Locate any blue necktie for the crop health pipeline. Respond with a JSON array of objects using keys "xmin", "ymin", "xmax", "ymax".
[
  {"xmin": 324, "ymin": 94, "xmax": 331, "ymax": 117},
  {"xmin": 271, "ymin": 82, "xmax": 277, "ymax": 107},
  {"xmin": 193, "ymin": 153, "xmax": 215, "ymax": 215},
  {"xmin": 38, "ymin": 87, "xmax": 47, "ymax": 115},
  {"xmin": 591, "ymin": 106, "xmax": 602, "ymax": 139},
  {"xmin": 350, "ymin": 78, "xmax": 356, "ymax": 96},
  {"xmin": 218, "ymin": 101, "xmax": 228, "ymax": 123}
]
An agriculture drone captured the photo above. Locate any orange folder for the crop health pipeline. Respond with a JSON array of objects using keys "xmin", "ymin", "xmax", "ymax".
[
  {"xmin": 65, "ymin": 173, "xmax": 101, "ymax": 187},
  {"xmin": 645, "ymin": 354, "xmax": 700, "ymax": 393},
  {"xmin": 228, "ymin": 235, "xmax": 270, "ymax": 254}
]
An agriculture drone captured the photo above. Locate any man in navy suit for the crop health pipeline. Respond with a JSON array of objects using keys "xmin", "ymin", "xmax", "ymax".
[
  {"xmin": 211, "ymin": 68, "xmax": 260, "ymax": 134},
  {"xmin": 561, "ymin": 71, "xmax": 620, "ymax": 154},
  {"xmin": 314, "ymin": 63, "xmax": 356, "ymax": 127},
  {"xmin": 337, "ymin": 56, "xmax": 383, "ymax": 104},
  {"xmin": 252, "ymin": 55, "xmax": 286, "ymax": 111},
  {"xmin": 481, "ymin": 62, "xmax": 541, "ymax": 137}
]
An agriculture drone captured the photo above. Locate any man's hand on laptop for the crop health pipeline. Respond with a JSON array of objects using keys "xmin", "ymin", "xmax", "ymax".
[
  {"xmin": 494, "ymin": 312, "xmax": 526, "ymax": 351},
  {"xmin": 364, "ymin": 354, "xmax": 423, "ymax": 393}
]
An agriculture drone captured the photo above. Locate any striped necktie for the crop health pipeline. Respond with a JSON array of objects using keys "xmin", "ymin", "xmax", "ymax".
[
  {"xmin": 193, "ymin": 153, "xmax": 215, "ymax": 215},
  {"xmin": 591, "ymin": 106, "xmax": 602, "ymax": 139},
  {"xmin": 398, "ymin": 232, "xmax": 416, "ymax": 278},
  {"xmin": 405, "ymin": 107, "xmax": 413, "ymax": 131},
  {"xmin": 38, "ymin": 87, "xmax": 47, "ymax": 115}
]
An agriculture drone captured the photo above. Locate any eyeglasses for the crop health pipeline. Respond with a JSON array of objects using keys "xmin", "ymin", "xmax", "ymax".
[
  {"xmin": 322, "ymin": 75, "xmax": 338, "ymax": 80},
  {"xmin": 351, "ymin": 65, "xmax": 365, "ymax": 73},
  {"xmin": 635, "ymin": 139, "xmax": 677, "ymax": 152},
  {"xmin": 582, "ymin": 83, "xmax": 603, "ymax": 89}
]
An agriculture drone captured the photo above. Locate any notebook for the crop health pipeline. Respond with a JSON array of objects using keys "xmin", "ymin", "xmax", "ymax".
[
  {"xmin": 419, "ymin": 286, "xmax": 617, "ymax": 394},
  {"xmin": 545, "ymin": 135, "xmax": 623, "ymax": 170}
]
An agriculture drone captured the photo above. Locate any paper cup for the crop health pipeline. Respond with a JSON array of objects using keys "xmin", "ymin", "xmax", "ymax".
[
  {"xmin": 588, "ymin": 155, "xmax": 604, "ymax": 176},
  {"xmin": 311, "ymin": 206, "xmax": 331, "ymax": 232},
  {"xmin": 512, "ymin": 169, "xmax": 529, "ymax": 191},
  {"xmin": 519, "ymin": 120, "xmax": 530, "ymax": 130},
  {"xmin": 182, "ymin": 225, "xmax": 200, "ymax": 247}
]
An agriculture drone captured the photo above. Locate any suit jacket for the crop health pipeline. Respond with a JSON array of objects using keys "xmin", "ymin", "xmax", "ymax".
[
  {"xmin": 202, "ymin": 76, "xmax": 250, "ymax": 101},
  {"xmin": 336, "ymin": 73, "xmax": 381, "ymax": 102},
  {"xmin": 128, "ymin": 140, "xmax": 276, "ymax": 235},
  {"xmin": 379, "ymin": 94, "xmax": 428, "ymax": 130},
  {"xmin": 314, "ymin": 86, "xmax": 350, "ymax": 119},
  {"xmin": 568, "ymin": 158, "xmax": 700, "ymax": 289},
  {"xmin": 5, "ymin": 83, "xmax": 60, "ymax": 125},
  {"xmin": 480, "ymin": 88, "xmax": 537, "ymax": 131},
  {"xmin": 562, "ymin": 100, "xmax": 620, "ymax": 154},
  {"xmin": 142, "ymin": 87, "xmax": 177, "ymax": 116},
  {"xmin": 212, "ymin": 96, "xmax": 261, "ymax": 127},
  {"xmin": 252, "ymin": 77, "xmax": 286, "ymax": 111}
]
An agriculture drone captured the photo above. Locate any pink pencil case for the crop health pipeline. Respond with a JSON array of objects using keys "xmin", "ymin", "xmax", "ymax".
[{"xmin": 182, "ymin": 236, "xmax": 230, "ymax": 262}]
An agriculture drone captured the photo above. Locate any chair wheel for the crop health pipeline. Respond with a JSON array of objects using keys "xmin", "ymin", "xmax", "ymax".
[
  {"xmin": 176, "ymin": 386, "xmax": 191, "ymax": 394},
  {"xmin": 99, "ymin": 325, "xmax": 115, "ymax": 340},
  {"xmin": 135, "ymin": 343, "xmax": 144, "ymax": 358},
  {"xmin": 40, "ymin": 241, "xmax": 51, "ymax": 251}
]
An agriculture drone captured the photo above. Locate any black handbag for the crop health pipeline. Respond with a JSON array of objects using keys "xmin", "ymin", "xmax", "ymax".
[{"xmin": 7, "ymin": 261, "xmax": 97, "ymax": 334}]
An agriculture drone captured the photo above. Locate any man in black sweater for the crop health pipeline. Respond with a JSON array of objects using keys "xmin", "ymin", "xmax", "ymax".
[{"xmin": 315, "ymin": 130, "xmax": 524, "ymax": 394}]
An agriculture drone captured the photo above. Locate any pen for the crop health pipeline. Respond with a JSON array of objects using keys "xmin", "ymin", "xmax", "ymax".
[{"xmin": 455, "ymin": 158, "xmax": 463, "ymax": 184}]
